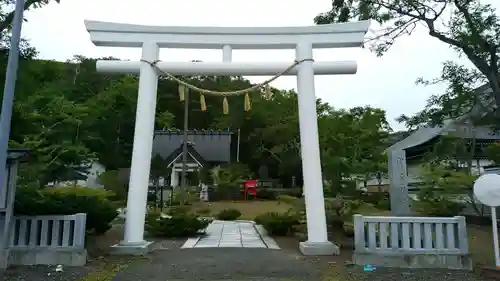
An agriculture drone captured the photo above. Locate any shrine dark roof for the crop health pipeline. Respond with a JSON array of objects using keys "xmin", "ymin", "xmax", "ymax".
[
  {"xmin": 388, "ymin": 121, "xmax": 500, "ymax": 155},
  {"xmin": 164, "ymin": 143, "xmax": 208, "ymax": 167},
  {"xmin": 388, "ymin": 83, "xmax": 500, "ymax": 154},
  {"xmin": 152, "ymin": 130, "xmax": 232, "ymax": 163}
]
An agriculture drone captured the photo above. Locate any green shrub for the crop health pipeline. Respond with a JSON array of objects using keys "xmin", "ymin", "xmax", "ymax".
[
  {"xmin": 97, "ymin": 170, "xmax": 128, "ymax": 200},
  {"xmin": 15, "ymin": 186, "xmax": 118, "ymax": 235},
  {"xmin": 278, "ymin": 195, "xmax": 298, "ymax": 205},
  {"xmin": 278, "ymin": 188, "xmax": 302, "ymax": 198},
  {"xmin": 325, "ymin": 197, "xmax": 364, "ymax": 228},
  {"xmin": 145, "ymin": 212, "xmax": 211, "ymax": 237},
  {"xmin": 170, "ymin": 189, "xmax": 198, "ymax": 205},
  {"xmin": 147, "ymin": 193, "xmax": 157, "ymax": 202},
  {"xmin": 216, "ymin": 208, "xmax": 241, "ymax": 220},
  {"xmin": 165, "ymin": 205, "xmax": 192, "ymax": 215},
  {"xmin": 414, "ymin": 198, "xmax": 465, "ymax": 217},
  {"xmin": 256, "ymin": 188, "xmax": 277, "ymax": 200},
  {"xmin": 196, "ymin": 208, "xmax": 212, "ymax": 216},
  {"xmin": 254, "ymin": 211, "xmax": 299, "ymax": 236},
  {"xmin": 348, "ymin": 191, "xmax": 388, "ymax": 205},
  {"xmin": 215, "ymin": 183, "xmax": 241, "ymax": 200},
  {"xmin": 375, "ymin": 197, "xmax": 391, "ymax": 210}
]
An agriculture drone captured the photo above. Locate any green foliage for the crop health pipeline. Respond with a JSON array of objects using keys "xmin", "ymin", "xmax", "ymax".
[
  {"xmin": 97, "ymin": 170, "xmax": 128, "ymax": 200},
  {"xmin": 196, "ymin": 207, "xmax": 211, "ymax": 215},
  {"xmin": 210, "ymin": 164, "xmax": 250, "ymax": 199},
  {"xmin": 486, "ymin": 142, "xmax": 500, "ymax": 164},
  {"xmin": 197, "ymin": 168, "xmax": 212, "ymax": 183},
  {"xmin": 414, "ymin": 164, "xmax": 471, "ymax": 216},
  {"xmin": 14, "ymin": 186, "xmax": 118, "ymax": 235},
  {"xmin": 145, "ymin": 211, "xmax": 211, "ymax": 237},
  {"xmin": 325, "ymin": 197, "xmax": 365, "ymax": 227},
  {"xmin": 315, "ymin": 0, "xmax": 500, "ymax": 127},
  {"xmin": 415, "ymin": 197, "xmax": 466, "ymax": 217},
  {"xmin": 9, "ymin": 44, "xmax": 389, "ymax": 192},
  {"xmin": 211, "ymin": 163, "xmax": 251, "ymax": 184},
  {"xmin": 166, "ymin": 205, "xmax": 192, "ymax": 216},
  {"xmin": 375, "ymin": 196, "xmax": 391, "ymax": 211},
  {"xmin": 170, "ymin": 187, "xmax": 198, "ymax": 205},
  {"xmin": 215, "ymin": 208, "xmax": 242, "ymax": 220},
  {"xmin": 255, "ymin": 188, "xmax": 276, "ymax": 200},
  {"xmin": 277, "ymin": 195, "xmax": 298, "ymax": 205},
  {"xmin": 318, "ymin": 107, "xmax": 390, "ymax": 190},
  {"xmin": 314, "ymin": 0, "xmax": 500, "ymax": 62},
  {"xmin": 279, "ymin": 188, "xmax": 303, "ymax": 198},
  {"xmin": 254, "ymin": 211, "xmax": 300, "ymax": 236},
  {"xmin": 147, "ymin": 193, "xmax": 157, "ymax": 202}
]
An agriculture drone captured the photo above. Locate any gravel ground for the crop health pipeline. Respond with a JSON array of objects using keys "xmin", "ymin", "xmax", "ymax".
[
  {"xmin": 111, "ymin": 248, "xmax": 321, "ymax": 281},
  {"xmin": 342, "ymin": 266, "xmax": 494, "ymax": 281},
  {"xmin": 1, "ymin": 237, "xmax": 496, "ymax": 281},
  {"xmin": 0, "ymin": 265, "xmax": 94, "ymax": 281}
]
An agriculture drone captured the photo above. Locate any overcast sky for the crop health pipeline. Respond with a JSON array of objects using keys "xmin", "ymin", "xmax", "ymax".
[{"xmin": 19, "ymin": 0, "xmax": 499, "ymax": 131}]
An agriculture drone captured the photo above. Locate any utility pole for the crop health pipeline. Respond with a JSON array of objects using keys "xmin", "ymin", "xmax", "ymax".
[
  {"xmin": 236, "ymin": 128, "xmax": 240, "ymax": 163},
  {"xmin": 180, "ymin": 89, "xmax": 189, "ymax": 205},
  {"xmin": 0, "ymin": 0, "xmax": 25, "ymax": 268},
  {"xmin": 0, "ymin": 0, "xmax": 25, "ymax": 194}
]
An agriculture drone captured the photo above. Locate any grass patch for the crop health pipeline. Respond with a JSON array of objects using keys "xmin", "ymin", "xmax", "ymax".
[
  {"xmin": 467, "ymin": 224, "xmax": 495, "ymax": 266},
  {"xmin": 191, "ymin": 200, "xmax": 291, "ymax": 220}
]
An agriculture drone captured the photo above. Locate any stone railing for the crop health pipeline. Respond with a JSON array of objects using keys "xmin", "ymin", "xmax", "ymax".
[
  {"xmin": 7, "ymin": 213, "xmax": 87, "ymax": 266},
  {"xmin": 352, "ymin": 214, "xmax": 471, "ymax": 270}
]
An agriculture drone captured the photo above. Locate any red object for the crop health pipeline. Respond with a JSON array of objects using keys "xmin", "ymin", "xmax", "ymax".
[{"xmin": 243, "ymin": 179, "xmax": 257, "ymax": 200}]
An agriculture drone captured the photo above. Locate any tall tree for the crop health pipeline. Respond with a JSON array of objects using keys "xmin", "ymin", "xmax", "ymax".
[
  {"xmin": 0, "ymin": 0, "xmax": 60, "ymax": 33},
  {"xmin": 314, "ymin": 0, "xmax": 500, "ymax": 116},
  {"xmin": 0, "ymin": 0, "xmax": 61, "ymax": 57},
  {"xmin": 396, "ymin": 60, "xmax": 487, "ymax": 129}
]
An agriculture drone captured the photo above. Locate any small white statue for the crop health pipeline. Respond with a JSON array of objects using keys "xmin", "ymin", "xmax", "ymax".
[{"xmin": 200, "ymin": 183, "xmax": 209, "ymax": 201}]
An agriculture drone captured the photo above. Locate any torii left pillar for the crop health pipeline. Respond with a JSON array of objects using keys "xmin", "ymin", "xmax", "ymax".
[{"xmin": 111, "ymin": 41, "xmax": 159, "ymax": 254}]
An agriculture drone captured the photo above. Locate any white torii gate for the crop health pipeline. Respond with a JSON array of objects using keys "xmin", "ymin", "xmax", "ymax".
[{"xmin": 85, "ymin": 20, "xmax": 370, "ymax": 255}]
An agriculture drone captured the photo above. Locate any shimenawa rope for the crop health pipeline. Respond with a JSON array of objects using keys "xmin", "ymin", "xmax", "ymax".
[{"xmin": 140, "ymin": 58, "xmax": 313, "ymax": 113}]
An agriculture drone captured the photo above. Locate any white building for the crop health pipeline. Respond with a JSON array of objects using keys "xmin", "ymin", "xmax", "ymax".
[{"xmin": 47, "ymin": 162, "xmax": 106, "ymax": 188}]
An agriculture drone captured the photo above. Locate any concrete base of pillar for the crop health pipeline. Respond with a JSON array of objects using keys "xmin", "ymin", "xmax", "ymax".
[
  {"xmin": 299, "ymin": 241, "xmax": 340, "ymax": 256},
  {"xmin": 110, "ymin": 241, "xmax": 153, "ymax": 256},
  {"xmin": 0, "ymin": 249, "xmax": 9, "ymax": 269}
]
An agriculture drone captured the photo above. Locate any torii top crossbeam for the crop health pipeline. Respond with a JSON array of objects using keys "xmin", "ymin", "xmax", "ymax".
[
  {"xmin": 84, "ymin": 20, "xmax": 370, "ymax": 49},
  {"xmin": 85, "ymin": 20, "xmax": 371, "ymax": 76}
]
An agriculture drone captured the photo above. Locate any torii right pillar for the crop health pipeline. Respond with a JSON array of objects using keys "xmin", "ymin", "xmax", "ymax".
[{"xmin": 295, "ymin": 41, "xmax": 339, "ymax": 255}]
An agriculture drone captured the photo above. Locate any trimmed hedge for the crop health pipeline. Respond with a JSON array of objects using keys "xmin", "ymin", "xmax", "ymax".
[{"xmin": 15, "ymin": 186, "xmax": 118, "ymax": 235}]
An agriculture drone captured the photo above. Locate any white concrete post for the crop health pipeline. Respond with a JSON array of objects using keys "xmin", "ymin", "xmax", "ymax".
[
  {"xmin": 170, "ymin": 169, "xmax": 179, "ymax": 187},
  {"xmin": 295, "ymin": 41, "xmax": 338, "ymax": 255},
  {"xmin": 122, "ymin": 41, "xmax": 159, "ymax": 246},
  {"xmin": 222, "ymin": 45, "xmax": 232, "ymax": 62}
]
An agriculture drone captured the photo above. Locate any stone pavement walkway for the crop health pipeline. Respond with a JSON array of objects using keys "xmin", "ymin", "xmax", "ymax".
[{"xmin": 181, "ymin": 220, "xmax": 280, "ymax": 249}]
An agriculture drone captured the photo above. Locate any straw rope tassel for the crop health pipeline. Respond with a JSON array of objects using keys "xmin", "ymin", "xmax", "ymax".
[
  {"xmin": 200, "ymin": 94, "xmax": 207, "ymax": 112},
  {"xmin": 223, "ymin": 96, "xmax": 229, "ymax": 115},
  {"xmin": 244, "ymin": 92, "xmax": 251, "ymax": 111},
  {"xmin": 178, "ymin": 84, "xmax": 186, "ymax": 101}
]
